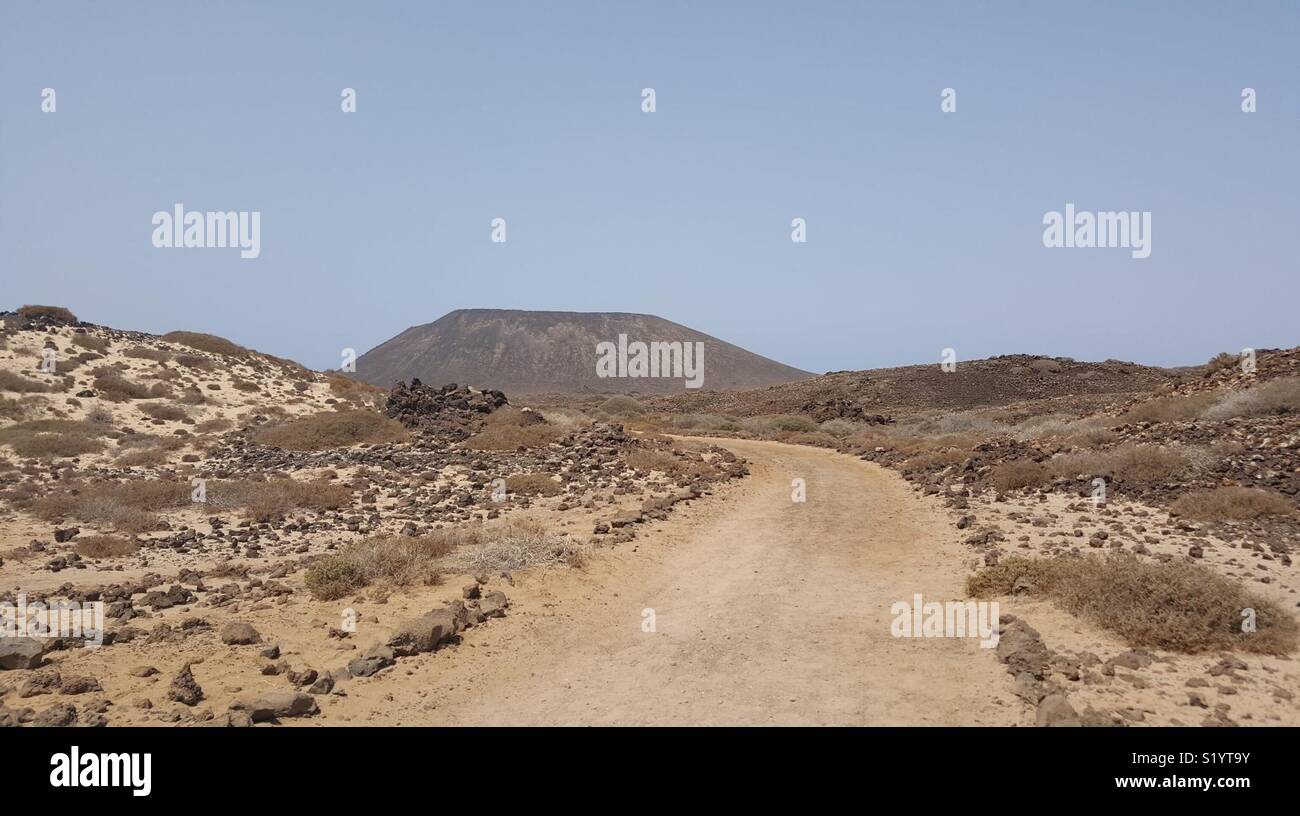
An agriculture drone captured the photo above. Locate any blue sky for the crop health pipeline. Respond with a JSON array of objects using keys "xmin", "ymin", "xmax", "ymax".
[{"xmin": 2, "ymin": 1, "xmax": 1297, "ymax": 374}]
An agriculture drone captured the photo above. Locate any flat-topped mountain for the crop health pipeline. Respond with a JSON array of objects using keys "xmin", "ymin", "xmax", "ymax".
[{"xmin": 353, "ymin": 309, "xmax": 815, "ymax": 394}]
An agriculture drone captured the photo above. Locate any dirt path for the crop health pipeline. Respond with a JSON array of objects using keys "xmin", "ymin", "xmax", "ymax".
[{"xmin": 325, "ymin": 438, "xmax": 1027, "ymax": 726}]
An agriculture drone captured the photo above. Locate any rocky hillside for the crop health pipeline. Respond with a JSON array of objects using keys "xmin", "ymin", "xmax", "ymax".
[
  {"xmin": 353, "ymin": 309, "xmax": 814, "ymax": 394},
  {"xmin": 651, "ymin": 354, "xmax": 1182, "ymax": 420}
]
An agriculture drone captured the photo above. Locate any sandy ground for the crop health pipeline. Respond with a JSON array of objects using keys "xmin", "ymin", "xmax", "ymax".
[{"xmin": 299, "ymin": 437, "xmax": 1027, "ymax": 726}]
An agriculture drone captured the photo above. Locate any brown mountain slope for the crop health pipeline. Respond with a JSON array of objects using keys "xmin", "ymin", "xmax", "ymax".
[
  {"xmin": 649, "ymin": 354, "xmax": 1183, "ymax": 419},
  {"xmin": 353, "ymin": 309, "xmax": 814, "ymax": 394}
]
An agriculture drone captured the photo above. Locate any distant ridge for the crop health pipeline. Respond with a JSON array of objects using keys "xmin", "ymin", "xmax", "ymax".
[{"xmin": 354, "ymin": 309, "xmax": 815, "ymax": 394}]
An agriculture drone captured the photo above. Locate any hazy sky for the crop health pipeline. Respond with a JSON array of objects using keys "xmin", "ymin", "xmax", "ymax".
[{"xmin": 3, "ymin": 1, "xmax": 1297, "ymax": 374}]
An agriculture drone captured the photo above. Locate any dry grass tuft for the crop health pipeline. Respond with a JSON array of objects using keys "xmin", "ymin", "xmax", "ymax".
[
  {"xmin": 506, "ymin": 473, "xmax": 564, "ymax": 496},
  {"xmin": 31, "ymin": 478, "xmax": 191, "ymax": 533},
  {"xmin": 206, "ymin": 478, "xmax": 353, "ymax": 522},
  {"xmin": 1170, "ymin": 486, "xmax": 1296, "ymax": 521},
  {"xmin": 1204, "ymin": 351, "xmax": 1241, "ymax": 375},
  {"xmin": 253, "ymin": 409, "xmax": 408, "ymax": 451},
  {"xmin": 74, "ymin": 535, "xmax": 139, "ymax": 559},
  {"xmin": 71, "ymin": 334, "xmax": 108, "ymax": 353},
  {"xmin": 460, "ymin": 519, "xmax": 583, "ymax": 574},
  {"xmin": 0, "ymin": 370, "xmax": 52, "ymax": 393},
  {"xmin": 968, "ymin": 552, "xmax": 1298, "ymax": 654},
  {"xmin": 161, "ymin": 331, "xmax": 247, "ymax": 357},
  {"xmin": 123, "ymin": 346, "xmax": 171, "ymax": 363},
  {"xmin": 93, "ymin": 371, "xmax": 152, "ymax": 402},
  {"xmin": 138, "ymin": 402, "xmax": 188, "ymax": 422},
  {"xmin": 463, "ymin": 408, "xmax": 563, "ymax": 451},
  {"xmin": 305, "ymin": 528, "xmax": 477, "ymax": 600},
  {"xmin": 18, "ymin": 305, "xmax": 78, "ymax": 324},
  {"xmin": 1051, "ymin": 443, "xmax": 1191, "ymax": 484},
  {"xmin": 597, "ymin": 395, "xmax": 647, "ymax": 417},
  {"xmin": 624, "ymin": 448, "xmax": 700, "ymax": 477},
  {"xmin": 992, "ymin": 460, "xmax": 1049, "ymax": 492},
  {"xmin": 1204, "ymin": 377, "xmax": 1300, "ymax": 420},
  {"xmin": 1121, "ymin": 392, "xmax": 1220, "ymax": 424},
  {"xmin": 0, "ymin": 420, "xmax": 107, "ymax": 458},
  {"xmin": 742, "ymin": 414, "xmax": 820, "ymax": 434}
]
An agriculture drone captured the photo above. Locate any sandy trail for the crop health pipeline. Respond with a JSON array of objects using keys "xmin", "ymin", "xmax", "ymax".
[{"xmin": 326, "ymin": 438, "xmax": 1026, "ymax": 726}]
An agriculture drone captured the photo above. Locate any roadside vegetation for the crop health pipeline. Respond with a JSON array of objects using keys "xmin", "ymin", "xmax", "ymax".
[{"xmin": 968, "ymin": 552, "xmax": 1297, "ymax": 654}]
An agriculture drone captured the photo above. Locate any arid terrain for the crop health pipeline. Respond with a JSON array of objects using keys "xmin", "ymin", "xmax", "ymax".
[
  {"xmin": 1, "ymin": 305, "xmax": 1297, "ymax": 727},
  {"xmin": 354, "ymin": 308, "xmax": 813, "ymax": 394}
]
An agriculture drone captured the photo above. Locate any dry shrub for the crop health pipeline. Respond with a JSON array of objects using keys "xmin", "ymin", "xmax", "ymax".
[
  {"xmin": 123, "ymin": 346, "xmax": 171, "ymax": 363},
  {"xmin": 1204, "ymin": 377, "xmax": 1300, "ymax": 420},
  {"xmin": 206, "ymin": 478, "xmax": 353, "ymax": 521},
  {"xmin": 93, "ymin": 372, "xmax": 151, "ymax": 402},
  {"xmin": 327, "ymin": 374, "xmax": 383, "ymax": 400},
  {"xmin": 195, "ymin": 418, "xmax": 233, "ymax": 433},
  {"xmin": 537, "ymin": 407, "xmax": 592, "ymax": 431},
  {"xmin": 231, "ymin": 378, "xmax": 260, "ymax": 393},
  {"xmin": 74, "ymin": 535, "xmax": 138, "ymax": 559},
  {"xmin": 1170, "ymin": 486, "xmax": 1296, "ymax": 521},
  {"xmin": 1121, "ymin": 392, "xmax": 1219, "ymax": 424},
  {"xmin": 117, "ymin": 432, "xmax": 185, "ymax": 452},
  {"xmin": 71, "ymin": 334, "xmax": 108, "ymax": 353},
  {"xmin": 18, "ymin": 305, "xmax": 77, "ymax": 323},
  {"xmin": 1027, "ymin": 358, "xmax": 1062, "ymax": 373},
  {"xmin": 769, "ymin": 430, "xmax": 838, "ymax": 447},
  {"xmin": 818, "ymin": 418, "xmax": 860, "ymax": 437},
  {"xmin": 173, "ymin": 354, "xmax": 214, "ymax": 371},
  {"xmin": 506, "ymin": 473, "xmax": 563, "ymax": 496},
  {"xmin": 32, "ymin": 479, "xmax": 190, "ymax": 532},
  {"xmin": 0, "ymin": 419, "xmax": 107, "ymax": 458},
  {"xmin": 115, "ymin": 447, "xmax": 171, "ymax": 468},
  {"xmin": 0, "ymin": 370, "xmax": 52, "ymax": 393},
  {"xmin": 179, "ymin": 387, "xmax": 207, "ymax": 405},
  {"xmin": 968, "ymin": 552, "xmax": 1298, "ymax": 654},
  {"xmin": 1204, "ymin": 352, "xmax": 1240, "ymax": 375},
  {"xmin": 743, "ymin": 414, "xmax": 819, "ymax": 434},
  {"xmin": 904, "ymin": 448, "xmax": 970, "ymax": 471},
  {"xmin": 162, "ymin": 331, "xmax": 247, "ymax": 357},
  {"xmin": 597, "ymin": 395, "xmax": 647, "ymax": 417},
  {"xmin": 113, "ymin": 433, "xmax": 185, "ymax": 467},
  {"xmin": 0, "ymin": 397, "xmax": 24, "ymax": 420},
  {"xmin": 1063, "ymin": 427, "xmax": 1117, "ymax": 448},
  {"xmin": 138, "ymin": 402, "xmax": 188, "ymax": 421},
  {"xmin": 992, "ymin": 460, "xmax": 1049, "ymax": 491},
  {"xmin": 908, "ymin": 413, "xmax": 1003, "ymax": 436},
  {"xmin": 663, "ymin": 412, "xmax": 740, "ymax": 432},
  {"xmin": 305, "ymin": 528, "xmax": 477, "ymax": 600},
  {"xmin": 253, "ymin": 409, "xmax": 407, "ymax": 451},
  {"xmin": 1052, "ymin": 443, "xmax": 1190, "ymax": 483},
  {"xmin": 459, "ymin": 519, "xmax": 582, "ymax": 574},
  {"xmin": 463, "ymin": 409, "xmax": 562, "ymax": 451},
  {"xmin": 624, "ymin": 448, "xmax": 693, "ymax": 476}
]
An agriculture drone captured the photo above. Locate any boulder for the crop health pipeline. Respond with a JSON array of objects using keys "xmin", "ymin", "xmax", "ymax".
[
  {"xmin": 219, "ymin": 621, "xmax": 262, "ymax": 645},
  {"xmin": 248, "ymin": 692, "xmax": 319, "ymax": 722},
  {"xmin": 1036, "ymin": 694, "xmax": 1082, "ymax": 727},
  {"xmin": 479, "ymin": 591, "xmax": 509, "ymax": 619},
  {"xmin": 347, "ymin": 645, "xmax": 394, "ymax": 678},
  {"xmin": 386, "ymin": 609, "xmax": 458, "ymax": 656},
  {"xmin": 167, "ymin": 663, "xmax": 204, "ymax": 706},
  {"xmin": 0, "ymin": 638, "xmax": 47, "ymax": 671}
]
